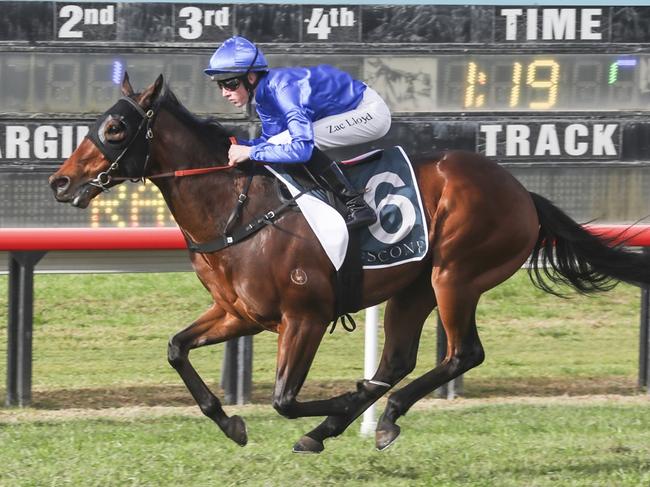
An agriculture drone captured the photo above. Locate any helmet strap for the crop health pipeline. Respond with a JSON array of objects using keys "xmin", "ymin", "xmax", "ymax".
[
  {"xmin": 242, "ymin": 47, "xmax": 262, "ymax": 102},
  {"xmin": 242, "ymin": 71, "xmax": 265, "ymax": 103}
]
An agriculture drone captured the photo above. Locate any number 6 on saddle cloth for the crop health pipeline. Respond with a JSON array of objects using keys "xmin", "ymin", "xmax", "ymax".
[{"xmin": 266, "ymin": 145, "xmax": 430, "ymax": 316}]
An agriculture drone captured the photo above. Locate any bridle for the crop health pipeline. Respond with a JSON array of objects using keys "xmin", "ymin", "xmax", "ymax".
[
  {"xmin": 86, "ymin": 95, "xmax": 234, "ymax": 192},
  {"xmin": 86, "ymin": 96, "xmax": 157, "ymax": 191}
]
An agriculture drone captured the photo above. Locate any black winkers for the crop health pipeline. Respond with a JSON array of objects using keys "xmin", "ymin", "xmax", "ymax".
[{"xmin": 86, "ymin": 97, "xmax": 153, "ymax": 179}]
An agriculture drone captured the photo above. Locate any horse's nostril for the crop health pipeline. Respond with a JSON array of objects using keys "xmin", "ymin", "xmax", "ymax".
[{"xmin": 50, "ymin": 175, "xmax": 71, "ymax": 193}]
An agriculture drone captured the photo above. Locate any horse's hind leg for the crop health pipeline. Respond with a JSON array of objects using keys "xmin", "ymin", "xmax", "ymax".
[
  {"xmin": 293, "ymin": 271, "xmax": 436, "ymax": 453},
  {"xmin": 168, "ymin": 303, "xmax": 263, "ymax": 446},
  {"xmin": 376, "ymin": 282, "xmax": 483, "ymax": 450}
]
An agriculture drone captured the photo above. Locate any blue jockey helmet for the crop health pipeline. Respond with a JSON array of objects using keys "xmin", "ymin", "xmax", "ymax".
[{"xmin": 204, "ymin": 36, "xmax": 269, "ymax": 81}]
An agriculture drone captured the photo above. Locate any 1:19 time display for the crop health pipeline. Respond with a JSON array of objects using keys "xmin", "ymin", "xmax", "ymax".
[{"xmin": 440, "ymin": 54, "xmax": 643, "ymax": 111}]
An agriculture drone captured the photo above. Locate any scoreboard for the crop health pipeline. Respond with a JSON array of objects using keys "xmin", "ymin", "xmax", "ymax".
[{"xmin": 1, "ymin": 2, "xmax": 650, "ymax": 227}]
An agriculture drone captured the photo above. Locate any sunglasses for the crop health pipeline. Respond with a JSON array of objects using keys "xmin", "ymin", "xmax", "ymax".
[{"xmin": 217, "ymin": 77, "xmax": 242, "ymax": 91}]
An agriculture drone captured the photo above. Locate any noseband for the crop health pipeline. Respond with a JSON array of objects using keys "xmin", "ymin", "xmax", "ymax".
[{"xmin": 86, "ymin": 96, "xmax": 157, "ymax": 191}]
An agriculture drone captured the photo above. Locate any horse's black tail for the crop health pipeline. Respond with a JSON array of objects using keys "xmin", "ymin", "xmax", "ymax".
[{"xmin": 528, "ymin": 192, "xmax": 650, "ymax": 295}]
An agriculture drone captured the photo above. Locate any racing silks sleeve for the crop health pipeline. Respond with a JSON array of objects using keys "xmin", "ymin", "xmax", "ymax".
[{"xmin": 248, "ymin": 82, "xmax": 315, "ymax": 164}]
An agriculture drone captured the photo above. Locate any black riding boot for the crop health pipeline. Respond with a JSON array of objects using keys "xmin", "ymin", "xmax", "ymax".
[{"xmin": 307, "ymin": 149, "xmax": 377, "ymax": 229}]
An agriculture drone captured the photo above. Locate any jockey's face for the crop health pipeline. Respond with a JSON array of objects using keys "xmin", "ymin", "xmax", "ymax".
[{"xmin": 220, "ymin": 72, "xmax": 257, "ymax": 107}]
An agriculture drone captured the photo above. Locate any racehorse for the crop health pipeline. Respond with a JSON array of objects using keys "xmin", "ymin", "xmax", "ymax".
[{"xmin": 49, "ymin": 74, "xmax": 650, "ymax": 453}]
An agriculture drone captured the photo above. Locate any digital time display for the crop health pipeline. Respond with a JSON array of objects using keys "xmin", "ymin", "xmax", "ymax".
[
  {"xmin": 3, "ymin": 52, "xmax": 646, "ymax": 116},
  {"xmin": 365, "ymin": 54, "xmax": 649, "ymax": 113},
  {"xmin": 441, "ymin": 54, "xmax": 645, "ymax": 111}
]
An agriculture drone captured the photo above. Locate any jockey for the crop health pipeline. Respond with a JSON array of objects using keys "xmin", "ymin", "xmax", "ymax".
[{"xmin": 204, "ymin": 35, "xmax": 392, "ymax": 229}]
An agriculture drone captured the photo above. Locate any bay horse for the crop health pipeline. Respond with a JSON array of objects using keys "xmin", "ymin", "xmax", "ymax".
[{"xmin": 49, "ymin": 74, "xmax": 650, "ymax": 453}]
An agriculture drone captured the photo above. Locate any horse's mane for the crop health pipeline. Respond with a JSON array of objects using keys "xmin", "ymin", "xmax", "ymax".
[{"xmin": 159, "ymin": 85, "xmax": 233, "ymax": 149}]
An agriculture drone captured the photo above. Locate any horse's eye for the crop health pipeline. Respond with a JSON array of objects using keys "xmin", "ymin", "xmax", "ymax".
[{"xmin": 105, "ymin": 119, "xmax": 127, "ymax": 143}]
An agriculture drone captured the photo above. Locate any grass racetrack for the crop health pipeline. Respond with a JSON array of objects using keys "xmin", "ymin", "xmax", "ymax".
[{"xmin": 1, "ymin": 271, "xmax": 649, "ymax": 486}]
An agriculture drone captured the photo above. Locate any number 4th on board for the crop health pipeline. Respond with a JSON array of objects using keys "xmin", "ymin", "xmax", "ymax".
[{"xmin": 305, "ymin": 8, "xmax": 355, "ymax": 40}]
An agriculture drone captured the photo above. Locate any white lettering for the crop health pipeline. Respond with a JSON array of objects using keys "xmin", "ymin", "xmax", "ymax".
[
  {"xmin": 506, "ymin": 125, "xmax": 531, "ymax": 156},
  {"xmin": 58, "ymin": 5, "xmax": 84, "ymax": 38},
  {"xmin": 58, "ymin": 5, "xmax": 114, "ymax": 38},
  {"xmin": 480, "ymin": 123, "xmax": 619, "ymax": 158},
  {"xmin": 389, "ymin": 246, "xmax": 402, "ymax": 259},
  {"xmin": 581, "ymin": 9, "xmax": 602, "ymax": 40},
  {"xmin": 365, "ymin": 172, "xmax": 416, "ymax": 245},
  {"xmin": 501, "ymin": 7, "xmax": 602, "ymax": 41},
  {"xmin": 178, "ymin": 7, "xmax": 203, "ymax": 39},
  {"xmin": 500, "ymin": 9, "xmax": 522, "ymax": 41},
  {"xmin": 306, "ymin": 8, "xmax": 332, "ymax": 39},
  {"xmin": 213, "ymin": 7, "xmax": 229, "ymax": 26},
  {"xmin": 34, "ymin": 126, "xmax": 59, "ymax": 159},
  {"xmin": 593, "ymin": 124, "xmax": 617, "ymax": 156},
  {"xmin": 543, "ymin": 9, "xmax": 576, "ymax": 40},
  {"xmin": 0, "ymin": 125, "xmax": 89, "ymax": 159},
  {"xmin": 61, "ymin": 126, "xmax": 74, "ymax": 158},
  {"xmin": 6, "ymin": 126, "xmax": 30, "ymax": 158},
  {"xmin": 305, "ymin": 7, "xmax": 355, "ymax": 39},
  {"xmin": 178, "ymin": 7, "xmax": 229, "ymax": 40},
  {"xmin": 534, "ymin": 124, "xmax": 561, "ymax": 156},
  {"xmin": 99, "ymin": 5, "xmax": 114, "ymax": 25},
  {"xmin": 480, "ymin": 125, "xmax": 502, "ymax": 157},
  {"xmin": 329, "ymin": 8, "xmax": 339, "ymax": 27},
  {"xmin": 564, "ymin": 124, "xmax": 589, "ymax": 156},
  {"xmin": 340, "ymin": 7, "xmax": 355, "ymax": 27}
]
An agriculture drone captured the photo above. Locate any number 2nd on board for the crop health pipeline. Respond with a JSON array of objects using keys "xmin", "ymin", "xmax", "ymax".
[{"xmin": 510, "ymin": 60, "xmax": 560, "ymax": 109}]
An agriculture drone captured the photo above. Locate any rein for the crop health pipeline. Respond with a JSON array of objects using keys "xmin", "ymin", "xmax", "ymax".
[
  {"xmin": 109, "ymin": 137, "xmax": 239, "ymax": 183},
  {"xmin": 87, "ymin": 95, "xmax": 236, "ymax": 188}
]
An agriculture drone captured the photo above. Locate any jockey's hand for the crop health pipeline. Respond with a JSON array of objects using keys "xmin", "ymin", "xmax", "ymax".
[{"xmin": 228, "ymin": 145, "xmax": 252, "ymax": 166}]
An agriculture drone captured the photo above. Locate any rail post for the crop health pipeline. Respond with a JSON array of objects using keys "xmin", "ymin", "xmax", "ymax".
[
  {"xmin": 6, "ymin": 251, "xmax": 46, "ymax": 407},
  {"xmin": 640, "ymin": 248, "xmax": 650, "ymax": 393},
  {"xmin": 360, "ymin": 305, "xmax": 380, "ymax": 436},
  {"xmin": 221, "ymin": 336, "xmax": 253, "ymax": 405}
]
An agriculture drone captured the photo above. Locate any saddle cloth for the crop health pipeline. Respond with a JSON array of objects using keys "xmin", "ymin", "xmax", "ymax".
[{"xmin": 265, "ymin": 146, "xmax": 429, "ymax": 270}]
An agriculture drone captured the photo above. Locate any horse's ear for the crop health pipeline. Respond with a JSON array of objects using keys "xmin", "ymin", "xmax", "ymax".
[
  {"xmin": 121, "ymin": 71, "xmax": 134, "ymax": 97},
  {"xmin": 138, "ymin": 74, "xmax": 164, "ymax": 110}
]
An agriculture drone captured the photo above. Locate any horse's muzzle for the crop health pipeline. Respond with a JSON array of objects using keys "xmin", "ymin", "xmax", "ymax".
[
  {"xmin": 48, "ymin": 174, "xmax": 97, "ymax": 208},
  {"xmin": 49, "ymin": 174, "xmax": 73, "ymax": 202}
]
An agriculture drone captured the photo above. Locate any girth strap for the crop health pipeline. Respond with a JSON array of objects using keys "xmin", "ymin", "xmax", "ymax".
[{"xmin": 184, "ymin": 186, "xmax": 311, "ymax": 254}]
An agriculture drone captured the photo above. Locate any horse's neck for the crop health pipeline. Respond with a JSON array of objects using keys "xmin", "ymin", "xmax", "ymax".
[
  {"xmin": 145, "ymin": 111, "xmax": 231, "ymax": 239},
  {"xmin": 151, "ymin": 154, "xmax": 277, "ymax": 245}
]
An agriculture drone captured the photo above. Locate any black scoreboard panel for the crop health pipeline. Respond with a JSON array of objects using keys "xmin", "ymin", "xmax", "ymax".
[
  {"xmin": 2, "ymin": 2, "xmax": 650, "ymax": 228},
  {"xmin": 4, "ymin": 51, "xmax": 648, "ymax": 115}
]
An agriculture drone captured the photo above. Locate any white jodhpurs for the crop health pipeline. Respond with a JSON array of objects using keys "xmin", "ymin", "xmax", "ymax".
[{"xmin": 266, "ymin": 87, "xmax": 392, "ymax": 150}]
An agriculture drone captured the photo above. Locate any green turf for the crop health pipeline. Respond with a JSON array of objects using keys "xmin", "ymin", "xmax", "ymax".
[
  {"xmin": 0, "ymin": 270, "xmax": 642, "ymax": 398},
  {"xmin": 0, "ymin": 270, "xmax": 648, "ymax": 486},
  {"xmin": 1, "ymin": 403, "xmax": 649, "ymax": 486}
]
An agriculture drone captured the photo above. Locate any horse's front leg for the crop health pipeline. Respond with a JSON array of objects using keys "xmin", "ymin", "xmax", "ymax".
[
  {"xmin": 168, "ymin": 303, "xmax": 263, "ymax": 446},
  {"xmin": 271, "ymin": 312, "xmax": 397, "ymax": 454},
  {"xmin": 271, "ymin": 316, "xmax": 331, "ymax": 420},
  {"xmin": 294, "ymin": 271, "xmax": 436, "ymax": 453}
]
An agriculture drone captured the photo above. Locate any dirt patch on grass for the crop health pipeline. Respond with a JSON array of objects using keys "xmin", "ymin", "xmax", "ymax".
[
  {"xmin": 2, "ymin": 394, "xmax": 649, "ymax": 424},
  {"xmin": 1, "ymin": 376, "xmax": 639, "ymax": 411}
]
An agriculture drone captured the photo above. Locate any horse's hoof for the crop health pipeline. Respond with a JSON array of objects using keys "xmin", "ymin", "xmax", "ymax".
[
  {"xmin": 225, "ymin": 415, "xmax": 248, "ymax": 446},
  {"xmin": 292, "ymin": 435, "xmax": 324, "ymax": 454},
  {"xmin": 376, "ymin": 423, "xmax": 401, "ymax": 451}
]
